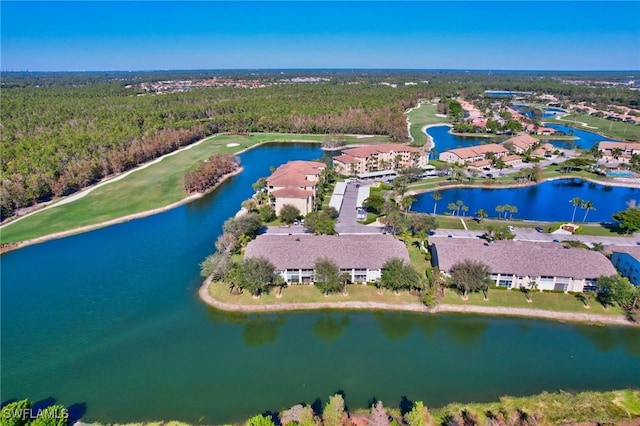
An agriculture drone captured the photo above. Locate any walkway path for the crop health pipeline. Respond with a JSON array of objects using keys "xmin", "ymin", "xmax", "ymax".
[{"xmin": 198, "ymin": 278, "xmax": 638, "ymax": 327}]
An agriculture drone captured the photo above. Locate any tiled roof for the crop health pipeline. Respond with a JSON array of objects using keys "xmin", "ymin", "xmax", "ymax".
[
  {"xmin": 267, "ymin": 171, "xmax": 313, "ymax": 187},
  {"xmin": 506, "ymin": 134, "xmax": 538, "ymax": 150},
  {"xmin": 333, "ymin": 154, "xmax": 360, "ymax": 164},
  {"xmin": 468, "ymin": 159, "xmax": 492, "ymax": 168},
  {"xmin": 606, "ymin": 245, "xmax": 640, "ymax": 263},
  {"xmin": 444, "ymin": 143, "xmax": 508, "ymax": 160},
  {"xmin": 245, "ymin": 234, "xmax": 410, "ymax": 270},
  {"xmin": 271, "ymin": 187, "xmax": 313, "ymax": 199},
  {"xmin": 342, "ymin": 144, "xmax": 423, "ymax": 158},
  {"xmin": 599, "ymin": 141, "xmax": 640, "ymax": 151},
  {"xmin": 432, "ymin": 238, "xmax": 616, "ymax": 279},
  {"xmin": 502, "ymin": 154, "xmax": 522, "ymax": 163}
]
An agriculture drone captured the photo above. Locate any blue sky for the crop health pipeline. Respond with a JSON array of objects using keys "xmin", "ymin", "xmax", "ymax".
[{"xmin": 2, "ymin": 1, "xmax": 639, "ymax": 71}]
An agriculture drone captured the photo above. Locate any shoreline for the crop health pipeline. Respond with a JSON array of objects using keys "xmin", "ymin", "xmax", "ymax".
[
  {"xmin": 0, "ymin": 167, "xmax": 243, "ymax": 255},
  {"xmin": 198, "ymin": 277, "xmax": 638, "ymax": 327}
]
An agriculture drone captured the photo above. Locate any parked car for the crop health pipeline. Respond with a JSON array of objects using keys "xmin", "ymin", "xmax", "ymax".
[{"xmin": 535, "ymin": 227, "xmax": 544, "ymax": 233}]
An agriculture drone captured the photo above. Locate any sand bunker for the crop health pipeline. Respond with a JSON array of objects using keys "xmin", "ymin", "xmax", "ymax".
[{"xmin": 226, "ymin": 143, "xmax": 240, "ymax": 147}]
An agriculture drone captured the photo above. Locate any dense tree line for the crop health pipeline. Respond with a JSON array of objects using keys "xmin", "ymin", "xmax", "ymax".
[
  {"xmin": 1, "ymin": 81, "xmax": 422, "ymax": 219},
  {"xmin": 183, "ymin": 153, "xmax": 239, "ymax": 193},
  {"xmin": 3, "ymin": 70, "xmax": 637, "ymax": 220}
]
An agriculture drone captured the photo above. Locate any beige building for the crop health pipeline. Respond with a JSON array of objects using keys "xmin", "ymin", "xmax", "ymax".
[
  {"xmin": 598, "ymin": 141, "xmax": 640, "ymax": 163},
  {"xmin": 439, "ymin": 143, "xmax": 509, "ymax": 165},
  {"xmin": 266, "ymin": 161, "xmax": 326, "ymax": 216},
  {"xmin": 431, "ymin": 238, "xmax": 616, "ymax": 293},
  {"xmin": 505, "ymin": 134, "xmax": 539, "ymax": 154},
  {"xmin": 245, "ymin": 234, "xmax": 410, "ymax": 284},
  {"xmin": 332, "ymin": 144, "xmax": 427, "ymax": 176}
]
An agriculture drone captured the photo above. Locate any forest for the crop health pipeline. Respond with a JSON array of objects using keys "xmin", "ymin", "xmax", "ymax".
[{"xmin": 2, "ymin": 70, "xmax": 638, "ymax": 220}]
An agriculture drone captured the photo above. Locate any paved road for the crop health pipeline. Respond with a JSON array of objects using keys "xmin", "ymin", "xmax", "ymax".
[
  {"xmin": 335, "ymin": 182, "xmax": 384, "ymax": 234},
  {"xmin": 430, "ymin": 226, "xmax": 640, "ymax": 247},
  {"xmin": 264, "ymin": 182, "xmax": 384, "ymax": 235}
]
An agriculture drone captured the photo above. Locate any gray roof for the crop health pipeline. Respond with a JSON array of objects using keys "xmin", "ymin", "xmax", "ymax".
[
  {"xmin": 432, "ymin": 238, "xmax": 616, "ymax": 279},
  {"xmin": 607, "ymin": 245, "xmax": 640, "ymax": 262},
  {"xmin": 245, "ymin": 234, "xmax": 410, "ymax": 270}
]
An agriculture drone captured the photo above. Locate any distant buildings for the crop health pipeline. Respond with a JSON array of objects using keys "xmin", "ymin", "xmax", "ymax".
[
  {"xmin": 244, "ymin": 234, "xmax": 410, "ymax": 284},
  {"xmin": 598, "ymin": 141, "xmax": 640, "ymax": 163},
  {"xmin": 439, "ymin": 133, "xmax": 555, "ymax": 166},
  {"xmin": 430, "ymin": 239, "xmax": 616, "ymax": 292},
  {"xmin": 332, "ymin": 144, "xmax": 427, "ymax": 176},
  {"xmin": 266, "ymin": 160, "xmax": 326, "ymax": 215},
  {"xmin": 439, "ymin": 143, "xmax": 508, "ymax": 165}
]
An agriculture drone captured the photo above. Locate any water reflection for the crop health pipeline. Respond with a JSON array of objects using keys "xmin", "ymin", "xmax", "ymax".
[
  {"xmin": 440, "ymin": 315, "xmax": 489, "ymax": 346},
  {"xmin": 243, "ymin": 315, "xmax": 287, "ymax": 346},
  {"xmin": 574, "ymin": 324, "xmax": 640, "ymax": 356},
  {"xmin": 312, "ymin": 314, "xmax": 351, "ymax": 343},
  {"xmin": 374, "ymin": 312, "xmax": 417, "ymax": 340}
]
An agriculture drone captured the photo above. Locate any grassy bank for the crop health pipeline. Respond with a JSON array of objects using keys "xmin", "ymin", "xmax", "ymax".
[
  {"xmin": 0, "ymin": 133, "xmax": 389, "ymax": 245},
  {"xmin": 206, "ymin": 278, "xmax": 627, "ymax": 317},
  {"xmin": 441, "ymin": 288, "xmax": 625, "ymax": 315},
  {"xmin": 547, "ymin": 112, "xmax": 640, "ymax": 141},
  {"xmin": 406, "ymin": 102, "xmax": 449, "ymax": 146}
]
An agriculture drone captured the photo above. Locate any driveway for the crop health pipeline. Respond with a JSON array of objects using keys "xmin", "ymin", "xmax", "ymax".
[{"xmin": 335, "ymin": 182, "xmax": 384, "ymax": 234}]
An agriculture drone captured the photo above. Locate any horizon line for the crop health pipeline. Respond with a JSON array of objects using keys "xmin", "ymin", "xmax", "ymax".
[{"xmin": 3, "ymin": 68, "xmax": 640, "ymax": 73}]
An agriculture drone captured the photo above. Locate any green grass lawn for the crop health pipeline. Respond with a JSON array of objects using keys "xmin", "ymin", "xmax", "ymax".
[
  {"xmin": 440, "ymin": 288, "xmax": 625, "ymax": 315},
  {"xmin": 431, "ymin": 389, "xmax": 640, "ymax": 425},
  {"xmin": 406, "ymin": 102, "xmax": 449, "ymax": 146},
  {"xmin": 545, "ymin": 113, "xmax": 640, "ymax": 141},
  {"xmin": 208, "ymin": 280, "xmax": 421, "ymax": 306},
  {"xmin": 1, "ymin": 133, "xmax": 381, "ymax": 244}
]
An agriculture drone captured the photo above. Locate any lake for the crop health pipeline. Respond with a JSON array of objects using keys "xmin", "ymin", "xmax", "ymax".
[
  {"xmin": 426, "ymin": 123, "xmax": 618, "ymax": 154},
  {"xmin": 413, "ymin": 178, "xmax": 639, "ymax": 222},
  {"xmin": 2, "ymin": 143, "xmax": 639, "ymax": 423}
]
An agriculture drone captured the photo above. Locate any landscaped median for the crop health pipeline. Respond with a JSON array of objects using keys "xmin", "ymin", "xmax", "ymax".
[{"xmin": 199, "ymin": 276, "xmax": 639, "ymax": 327}]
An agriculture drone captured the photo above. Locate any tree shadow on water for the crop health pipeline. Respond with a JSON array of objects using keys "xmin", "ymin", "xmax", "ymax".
[
  {"xmin": 399, "ymin": 395, "xmax": 414, "ymax": 416},
  {"xmin": 242, "ymin": 315, "xmax": 287, "ymax": 347},
  {"xmin": 312, "ymin": 314, "xmax": 350, "ymax": 343},
  {"xmin": 67, "ymin": 403, "xmax": 87, "ymax": 424},
  {"xmin": 374, "ymin": 312, "xmax": 416, "ymax": 341}
]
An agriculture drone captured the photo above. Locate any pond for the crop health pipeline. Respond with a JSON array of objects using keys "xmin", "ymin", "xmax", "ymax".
[
  {"xmin": 413, "ymin": 178, "xmax": 639, "ymax": 222},
  {"xmin": 2, "ymin": 144, "xmax": 639, "ymax": 424},
  {"xmin": 426, "ymin": 123, "xmax": 618, "ymax": 154}
]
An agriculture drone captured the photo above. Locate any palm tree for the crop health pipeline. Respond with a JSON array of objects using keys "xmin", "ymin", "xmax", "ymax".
[
  {"xmin": 581, "ymin": 200, "xmax": 596, "ymax": 222},
  {"xmin": 431, "ymin": 190, "xmax": 442, "ymax": 215},
  {"xmin": 461, "ymin": 205, "xmax": 469, "ymax": 216},
  {"xmin": 508, "ymin": 205, "xmax": 518, "ymax": 220},
  {"xmin": 569, "ymin": 197, "xmax": 583, "ymax": 222},
  {"xmin": 455, "ymin": 200, "xmax": 464, "ymax": 216},
  {"xmin": 339, "ymin": 272, "xmax": 352, "ymax": 295},
  {"xmin": 495, "ymin": 204, "xmax": 505, "ymax": 219},
  {"xmin": 448, "ymin": 202, "xmax": 458, "ymax": 216},
  {"xmin": 475, "ymin": 209, "xmax": 488, "ymax": 221}
]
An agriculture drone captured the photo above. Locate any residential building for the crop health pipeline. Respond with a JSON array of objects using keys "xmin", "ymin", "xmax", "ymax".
[
  {"xmin": 504, "ymin": 134, "xmax": 539, "ymax": 154},
  {"xmin": 531, "ymin": 143, "xmax": 555, "ymax": 158},
  {"xmin": 332, "ymin": 144, "xmax": 427, "ymax": 176},
  {"xmin": 430, "ymin": 239, "xmax": 616, "ymax": 292},
  {"xmin": 598, "ymin": 141, "xmax": 640, "ymax": 163},
  {"xmin": 536, "ymin": 126, "xmax": 557, "ymax": 136},
  {"xmin": 439, "ymin": 143, "xmax": 509, "ymax": 165},
  {"xmin": 266, "ymin": 160, "xmax": 326, "ymax": 215},
  {"xmin": 244, "ymin": 234, "xmax": 410, "ymax": 284},
  {"xmin": 502, "ymin": 154, "xmax": 523, "ymax": 166},
  {"xmin": 609, "ymin": 246, "xmax": 640, "ymax": 286}
]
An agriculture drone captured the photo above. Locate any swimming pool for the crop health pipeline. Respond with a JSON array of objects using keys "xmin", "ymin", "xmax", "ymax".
[{"xmin": 607, "ymin": 171, "xmax": 634, "ymax": 177}]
